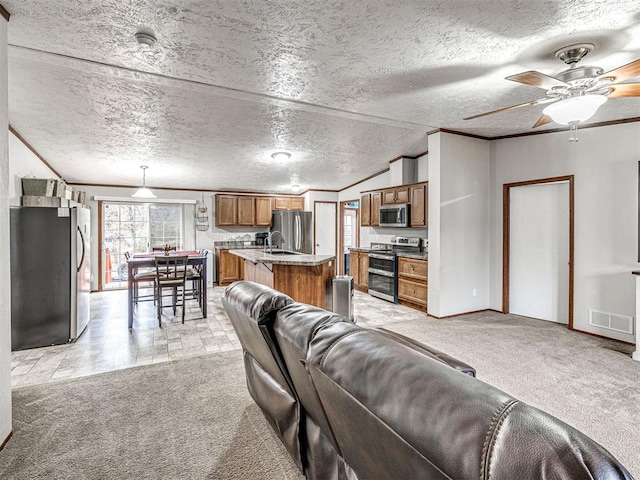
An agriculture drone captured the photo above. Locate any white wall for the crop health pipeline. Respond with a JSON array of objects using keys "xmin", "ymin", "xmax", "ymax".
[
  {"xmin": 428, "ymin": 132, "xmax": 491, "ymax": 318},
  {"xmin": 416, "ymin": 153, "xmax": 429, "ymax": 182},
  {"xmin": 490, "ymin": 123, "xmax": 640, "ymax": 342},
  {"xmin": 0, "ymin": 14, "xmax": 12, "ymax": 447},
  {"xmin": 8, "ymin": 131, "xmax": 61, "ymax": 205}
]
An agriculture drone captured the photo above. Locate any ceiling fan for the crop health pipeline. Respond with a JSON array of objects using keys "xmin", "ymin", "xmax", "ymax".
[{"xmin": 464, "ymin": 43, "xmax": 640, "ymax": 139}]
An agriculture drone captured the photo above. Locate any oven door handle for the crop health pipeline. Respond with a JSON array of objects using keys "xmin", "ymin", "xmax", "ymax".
[
  {"xmin": 368, "ymin": 268, "xmax": 395, "ymax": 278},
  {"xmin": 369, "ymin": 253, "xmax": 395, "ymax": 261}
]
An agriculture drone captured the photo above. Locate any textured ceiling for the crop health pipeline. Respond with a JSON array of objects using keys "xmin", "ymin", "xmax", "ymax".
[{"xmin": 4, "ymin": 1, "xmax": 640, "ymax": 192}]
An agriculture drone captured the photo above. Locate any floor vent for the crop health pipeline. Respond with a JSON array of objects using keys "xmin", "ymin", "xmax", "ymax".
[{"xmin": 588, "ymin": 309, "xmax": 634, "ymax": 335}]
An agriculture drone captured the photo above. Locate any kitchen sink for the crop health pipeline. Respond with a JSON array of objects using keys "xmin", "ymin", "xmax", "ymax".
[{"xmin": 268, "ymin": 250, "xmax": 300, "ymax": 255}]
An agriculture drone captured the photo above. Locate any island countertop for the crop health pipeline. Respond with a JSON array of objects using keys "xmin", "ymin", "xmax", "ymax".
[{"xmin": 229, "ymin": 249, "xmax": 335, "ymax": 266}]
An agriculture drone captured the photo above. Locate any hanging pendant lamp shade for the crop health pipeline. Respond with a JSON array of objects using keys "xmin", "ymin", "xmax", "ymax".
[{"xmin": 132, "ymin": 165, "xmax": 156, "ymax": 199}]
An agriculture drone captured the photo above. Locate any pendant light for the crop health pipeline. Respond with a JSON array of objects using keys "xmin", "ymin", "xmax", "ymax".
[{"xmin": 132, "ymin": 165, "xmax": 156, "ymax": 199}]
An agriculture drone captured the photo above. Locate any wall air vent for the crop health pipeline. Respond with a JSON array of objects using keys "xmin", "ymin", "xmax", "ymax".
[{"xmin": 588, "ymin": 309, "xmax": 634, "ymax": 335}]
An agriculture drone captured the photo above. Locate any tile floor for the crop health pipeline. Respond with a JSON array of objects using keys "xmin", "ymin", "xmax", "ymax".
[{"xmin": 10, "ymin": 286, "xmax": 426, "ymax": 388}]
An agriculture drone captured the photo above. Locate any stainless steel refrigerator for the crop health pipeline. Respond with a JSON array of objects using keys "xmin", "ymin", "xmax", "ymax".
[
  {"xmin": 271, "ymin": 210, "xmax": 313, "ymax": 254},
  {"xmin": 10, "ymin": 206, "xmax": 91, "ymax": 350}
]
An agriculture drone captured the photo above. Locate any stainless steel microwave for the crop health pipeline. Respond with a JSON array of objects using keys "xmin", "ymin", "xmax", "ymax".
[{"xmin": 379, "ymin": 203, "xmax": 410, "ymax": 227}]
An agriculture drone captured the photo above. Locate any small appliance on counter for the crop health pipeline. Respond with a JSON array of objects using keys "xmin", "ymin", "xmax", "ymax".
[{"xmin": 255, "ymin": 232, "xmax": 269, "ymax": 246}]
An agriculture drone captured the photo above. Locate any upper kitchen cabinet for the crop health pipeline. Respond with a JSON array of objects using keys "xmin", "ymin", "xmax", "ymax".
[
  {"xmin": 255, "ymin": 197, "xmax": 274, "ymax": 226},
  {"xmin": 410, "ymin": 183, "xmax": 428, "ymax": 227},
  {"xmin": 361, "ymin": 194, "xmax": 371, "ymax": 226},
  {"xmin": 382, "ymin": 186, "xmax": 409, "ymax": 205},
  {"xmin": 274, "ymin": 196, "xmax": 305, "ymax": 211},
  {"xmin": 360, "ymin": 182, "xmax": 427, "ymax": 228},
  {"xmin": 371, "ymin": 192, "xmax": 381, "ymax": 226},
  {"xmin": 215, "ymin": 195, "xmax": 237, "ymax": 226},
  {"xmin": 360, "ymin": 192, "xmax": 381, "ymax": 227},
  {"xmin": 237, "ymin": 196, "xmax": 256, "ymax": 226},
  {"xmin": 215, "ymin": 193, "xmax": 303, "ymax": 227}
]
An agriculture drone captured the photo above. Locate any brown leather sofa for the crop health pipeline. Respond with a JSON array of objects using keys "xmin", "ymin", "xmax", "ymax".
[{"xmin": 223, "ymin": 281, "xmax": 634, "ymax": 480}]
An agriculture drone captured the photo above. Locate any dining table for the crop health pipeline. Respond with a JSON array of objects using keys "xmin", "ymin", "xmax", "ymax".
[{"xmin": 127, "ymin": 251, "xmax": 208, "ymax": 328}]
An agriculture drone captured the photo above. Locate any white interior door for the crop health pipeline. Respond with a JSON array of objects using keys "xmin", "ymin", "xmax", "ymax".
[
  {"xmin": 509, "ymin": 181, "xmax": 569, "ymax": 324},
  {"xmin": 315, "ymin": 202, "xmax": 337, "ymax": 257}
]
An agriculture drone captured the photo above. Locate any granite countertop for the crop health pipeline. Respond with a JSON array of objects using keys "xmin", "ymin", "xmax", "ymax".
[
  {"xmin": 229, "ymin": 249, "xmax": 335, "ymax": 266},
  {"xmin": 214, "ymin": 243, "xmax": 263, "ymax": 250},
  {"xmin": 396, "ymin": 252, "xmax": 428, "ymax": 260}
]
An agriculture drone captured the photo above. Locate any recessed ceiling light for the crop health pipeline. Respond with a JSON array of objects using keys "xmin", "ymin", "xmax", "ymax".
[
  {"xmin": 271, "ymin": 151, "xmax": 291, "ymax": 162},
  {"xmin": 135, "ymin": 31, "xmax": 157, "ymax": 47}
]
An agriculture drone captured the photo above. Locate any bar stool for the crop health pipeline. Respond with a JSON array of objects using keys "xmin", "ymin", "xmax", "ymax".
[
  {"xmin": 125, "ymin": 252, "xmax": 157, "ymax": 305},
  {"xmin": 155, "ymin": 255, "xmax": 189, "ymax": 326}
]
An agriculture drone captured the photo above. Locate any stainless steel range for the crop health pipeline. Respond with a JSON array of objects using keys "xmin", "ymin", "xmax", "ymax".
[{"xmin": 367, "ymin": 237, "xmax": 423, "ymax": 303}]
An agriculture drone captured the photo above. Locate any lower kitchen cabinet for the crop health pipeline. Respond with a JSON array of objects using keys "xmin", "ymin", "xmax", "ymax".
[
  {"xmin": 216, "ymin": 249, "xmax": 244, "ymax": 286},
  {"xmin": 397, "ymin": 257, "xmax": 427, "ymax": 311},
  {"xmin": 349, "ymin": 250, "xmax": 369, "ymax": 292}
]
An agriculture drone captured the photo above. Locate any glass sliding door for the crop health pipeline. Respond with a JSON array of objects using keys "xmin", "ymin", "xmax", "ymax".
[{"xmin": 102, "ymin": 202, "xmax": 183, "ymax": 290}]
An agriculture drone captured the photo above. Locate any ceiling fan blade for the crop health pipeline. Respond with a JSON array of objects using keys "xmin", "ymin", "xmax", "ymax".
[
  {"xmin": 464, "ymin": 98, "xmax": 552, "ymax": 121},
  {"xmin": 505, "ymin": 70, "xmax": 570, "ymax": 90},
  {"xmin": 597, "ymin": 58, "xmax": 640, "ymax": 83},
  {"xmin": 607, "ymin": 82, "xmax": 640, "ymax": 98},
  {"xmin": 532, "ymin": 114, "xmax": 553, "ymax": 128}
]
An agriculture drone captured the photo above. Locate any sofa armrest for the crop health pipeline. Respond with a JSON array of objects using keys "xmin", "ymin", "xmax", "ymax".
[{"xmin": 375, "ymin": 327, "xmax": 476, "ymax": 377}]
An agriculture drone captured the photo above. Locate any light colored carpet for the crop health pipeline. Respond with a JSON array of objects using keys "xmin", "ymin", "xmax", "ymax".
[
  {"xmin": 382, "ymin": 310, "xmax": 640, "ymax": 477},
  {"xmin": 0, "ymin": 351, "xmax": 304, "ymax": 480}
]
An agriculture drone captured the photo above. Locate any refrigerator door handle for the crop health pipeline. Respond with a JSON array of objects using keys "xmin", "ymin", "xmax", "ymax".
[
  {"xmin": 295, "ymin": 215, "xmax": 301, "ymax": 250},
  {"xmin": 77, "ymin": 226, "xmax": 86, "ymax": 273}
]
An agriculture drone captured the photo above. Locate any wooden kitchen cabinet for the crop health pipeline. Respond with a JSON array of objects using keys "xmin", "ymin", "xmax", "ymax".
[
  {"xmin": 274, "ymin": 196, "xmax": 305, "ymax": 211},
  {"xmin": 410, "ymin": 183, "xmax": 427, "ymax": 227},
  {"xmin": 215, "ymin": 194, "xmax": 302, "ymax": 226},
  {"xmin": 215, "ymin": 195, "xmax": 237, "ymax": 226},
  {"xmin": 349, "ymin": 250, "xmax": 369, "ymax": 292},
  {"xmin": 237, "ymin": 196, "xmax": 256, "ymax": 226},
  {"xmin": 216, "ymin": 249, "xmax": 244, "ymax": 286},
  {"xmin": 360, "ymin": 194, "xmax": 371, "ymax": 226},
  {"xmin": 361, "ymin": 182, "xmax": 427, "ymax": 228},
  {"xmin": 255, "ymin": 196, "xmax": 274, "ymax": 226},
  {"xmin": 371, "ymin": 192, "xmax": 381, "ymax": 226},
  {"xmin": 382, "ymin": 187, "xmax": 409, "ymax": 205},
  {"xmin": 397, "ymin": 256, "xmax": 427, "ymax": 311}
]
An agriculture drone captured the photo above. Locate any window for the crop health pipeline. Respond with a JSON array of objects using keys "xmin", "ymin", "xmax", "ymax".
[{"xmin": 102, "ymin": 202, "xmax": 183, "ymax": 289}]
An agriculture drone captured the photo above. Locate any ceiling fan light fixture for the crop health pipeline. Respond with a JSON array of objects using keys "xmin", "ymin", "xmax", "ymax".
[
  {"xmin": 542, "ymin": 94, "xmax": 607, "ymax": 125},
  {"xmin": 271, "ymin": 151, "xmax": 291, "ymax": 162},
  {"xmin": 132, "ymin": 165, "xmax": 157, "ymax": 198}
]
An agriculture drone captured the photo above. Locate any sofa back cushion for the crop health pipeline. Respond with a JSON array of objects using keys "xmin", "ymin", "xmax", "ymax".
[
  {"xmin": 274, "ymin": 303, "xmax": 349, "ymax": 450},
  {"xmin": 221, "ymin": 281, "xmax": 302, "ymax": 469},
  {"xmin": 307, "ymin": 321, "xmax": 633, "ymax": 480}
]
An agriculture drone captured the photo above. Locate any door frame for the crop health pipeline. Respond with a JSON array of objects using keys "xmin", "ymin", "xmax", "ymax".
[
  {"xmin": 339, "ymin": 200, "xmax": 360, "ymax": 274},
  {"xmin": 502, "ymin": 175, "xmax": 574, "ymax": 329}
]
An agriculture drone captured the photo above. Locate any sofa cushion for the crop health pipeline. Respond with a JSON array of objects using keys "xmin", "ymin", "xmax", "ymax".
[
  {"xmin": 221, "ymin": 281, "xmax": 302, "ymax": 470},
  {"xmin": 306, "ymin": 321, "xmax": 633, "ymax": 480},
  {"xmin": 375, "ymin": 327, "xmax": 476, "ymax": 377}
]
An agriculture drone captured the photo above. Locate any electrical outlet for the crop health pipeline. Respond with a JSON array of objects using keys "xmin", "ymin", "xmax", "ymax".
[{"xmin": 472, "ymin": 289, "xmax": 477, "ymax": 297}]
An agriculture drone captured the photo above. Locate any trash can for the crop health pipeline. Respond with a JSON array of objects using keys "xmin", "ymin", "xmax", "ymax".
[{"xmin": 332, "ymin": 275, "xmax": 355, "ymax": 323}]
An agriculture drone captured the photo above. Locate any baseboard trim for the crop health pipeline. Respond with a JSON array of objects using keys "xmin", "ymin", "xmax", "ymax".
[
  {"xmin": 427, "ymin": 308, "xmax": 494, "ymax": 319},
  {"xmin": 0, "ymin": 430, "xmax": 13, "ymax": 452},
  {"xmin": 571, "ymin": 327, "xmax": 635, "ymax": 346}
]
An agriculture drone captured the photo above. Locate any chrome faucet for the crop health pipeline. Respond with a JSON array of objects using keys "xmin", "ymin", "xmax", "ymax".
[{"xmin": 265, "ymin": 230, "xmax": 285, "ymax": 254}]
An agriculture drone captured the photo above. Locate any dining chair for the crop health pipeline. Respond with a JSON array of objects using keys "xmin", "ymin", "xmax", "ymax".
[
  {"xmin": 125, "ymin": 251, "xmax": 157, "ymax": 305},
  {"xmin": 154, "ymin": 255, "xmax": 189, "ymax": 326},
  {"xmin": 186, "ymin": 249, "xmax": 207, "ymax": 308}
]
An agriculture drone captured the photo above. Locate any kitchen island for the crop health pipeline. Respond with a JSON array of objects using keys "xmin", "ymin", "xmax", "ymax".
[{"xmin": 228, "ymin": 249, "xmax": 335, "ymax": 308}]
